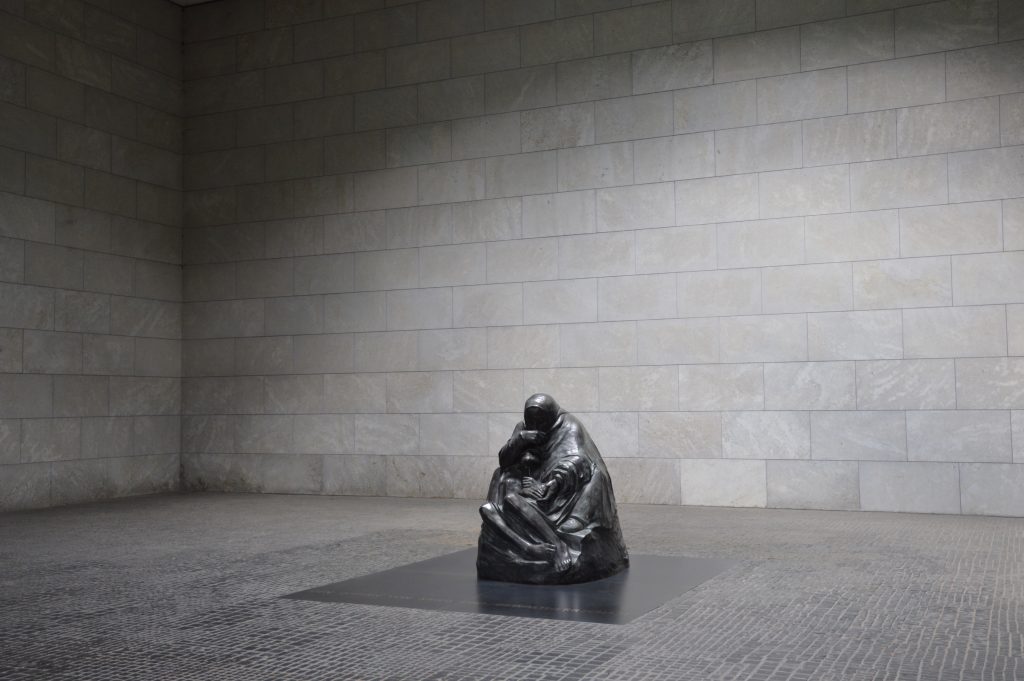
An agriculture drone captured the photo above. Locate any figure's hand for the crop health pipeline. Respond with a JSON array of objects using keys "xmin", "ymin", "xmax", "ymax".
[
  {"xmin": 518, "ymin": 429, "xmax": 543, "ymax": 445},
  {"xmin": 522, "ymin": 477, "xmax": 538, "ymax": 488},
  {"xmin": 521, "ymin": 484, "xmax": 547, "ymax": 500}
]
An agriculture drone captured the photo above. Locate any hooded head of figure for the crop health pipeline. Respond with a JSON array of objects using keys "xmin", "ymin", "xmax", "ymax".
[{"xmin": 523, "ymin": 393, "xmax": 561, "ymax": 434}]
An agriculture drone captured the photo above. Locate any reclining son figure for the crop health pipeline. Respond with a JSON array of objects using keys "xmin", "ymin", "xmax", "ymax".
[{"xmin": 477, "ymin": 393, "xmax": 629, "ymax": 585}]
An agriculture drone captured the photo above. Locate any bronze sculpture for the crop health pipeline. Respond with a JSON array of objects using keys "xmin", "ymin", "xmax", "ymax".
[{"xmin": 477, "ymin": 394, "xmax": 629, "ymax": 584}]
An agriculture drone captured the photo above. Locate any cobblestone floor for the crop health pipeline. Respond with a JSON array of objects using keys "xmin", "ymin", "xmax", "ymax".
[{"xmin": 1, "ymin": 493, "xmax": 1022, "ymax": 680}]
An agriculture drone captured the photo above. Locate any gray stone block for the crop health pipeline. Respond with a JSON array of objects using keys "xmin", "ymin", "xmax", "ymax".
[
  {"xmin": 521, "ymin": 15, "xmax": 592, "ymax": 66},
  {"xmin": 679, "ymin": 458, "xmax": 765, "ymax": 507},
  {"xmin": 803, "ymin": 111, "xmax": 896, "ymax": 166},
  {"xmin": 811, "ymin": 411, "xmax": 907, "ymax": 461},
  {"xmin": 756, "ymin": 0, "xmax": 843, "ymax": 30},
  {"xmin": 594, "ymin": 2, "xmax": 671, "ymax": 55},
  {"xmin": 767, "ymin": 460, "xmax": 859, "ymax": 511},
  {"xmin": 714, "ymin": 27, "xmax": 799, "ymax": 83},
  {"xmin": 556, "ymin": 54, "xmax": 631, "ymax": 105},
  {"xmin": 484, "ymin": 151, "xmax": 557, "ymax": 198},
  {"xmin": 608, "ymin": 457, "xmax": 681, "ymax": 504},
  {"xmin": 808, "ymin": 309, "xmax": 902, "ymax": 360},
  {"xmin": 960, "ymin": 463, "xmax": 1024, "ymax": 516},
  {"xmin": 419, "ymin": 327, "xmax": 488, "ymax": 370},
  {"xmin": 677, "ymin": 269, "xmax": 761, "ymax": 318},
  {"xmin": 451, "ymin": 28, "xmax": 520, "ymax": 77},
  {"xmin": 800, "ymin": 11, "xmax": 893, "ymax": 69},
  {"xmin": 452, "ymin": 283, "xmax": 522, "ymax": 327},
  {"xmin": 633, "ymin": 41, "xmax": 712, "ymax": 95},
  {"xmin": 387, "ymin": 40, "xmax": 450, "ymax": 87},
  {"xmin": 848, "ymin": 53, "xmax": 945, "ymax": 113},
  {"xmin": 418, "ymin": 76, "xmax": 485, "ymax": 123},
  {"xmin": 955, "ymin": 358, "xmax": 1024, "ymax": 409},
  {"xmin": 764, "ymin": 361, "xmax": 856, "ymax": 410},
  {"xmin": 895, "ymin": 0, "xmax": 997, "ymax": 57},
  {"xmin": 856, "ymin": 359, "xmax": 956, "ymax": 409},
  {"xmin": 418, "ymin": 159, "xmax": 485, "ymax": 205},
  {"xmin": 757, "ymin": 67, "xmax": 847, "ymax": 125},
  {"xmin": 672, "ymin": 0, "xmax": 753, "ymax": 42},
  {"xmin": 485, "ymin": 65, "xmax": 556, "ymax": 114},
  {"xmin": 860, "ymin": 461, "xmax": 960, "ymax": 514},
  {"xmin": 323, "ymin": 454, "xmax": 387, "ymax": 496}
]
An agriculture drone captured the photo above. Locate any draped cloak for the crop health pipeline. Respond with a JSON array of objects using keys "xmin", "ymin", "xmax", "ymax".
[{"xmin": 476, "ymin": 400, "xmax": 629, "ymax": 584}]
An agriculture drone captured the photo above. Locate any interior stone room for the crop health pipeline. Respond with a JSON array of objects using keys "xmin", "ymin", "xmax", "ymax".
[{"xmin": 1, "ymin": 0, "xmax": 1023, "ymax": 678}]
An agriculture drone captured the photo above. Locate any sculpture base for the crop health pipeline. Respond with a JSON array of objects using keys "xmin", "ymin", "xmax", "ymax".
[{"xmin": 283, "ymin": 549, "xmax": 736, "ymax": 624}]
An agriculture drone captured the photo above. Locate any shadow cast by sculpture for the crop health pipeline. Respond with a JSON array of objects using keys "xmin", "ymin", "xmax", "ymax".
[{"xmin": 477, "ymin": 393, "xmax": 629, "ymax": 585}]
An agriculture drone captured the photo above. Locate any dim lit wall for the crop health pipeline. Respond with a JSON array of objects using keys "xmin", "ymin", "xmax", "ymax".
[
  {"xmin": 195, "ymin": 0, "xmax": 1023, "ymax": 516},
  {"xmin": 0, "ymin": 0, "xmax": 183, "ymax": 510}
]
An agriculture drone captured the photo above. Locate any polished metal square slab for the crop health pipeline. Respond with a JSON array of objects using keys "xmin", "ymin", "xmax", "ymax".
[{"xmin": 283, "ymin": 549, "xmax": 736, "ymax": 624}]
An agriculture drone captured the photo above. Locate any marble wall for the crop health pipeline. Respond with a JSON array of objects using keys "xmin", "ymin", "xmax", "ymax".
[
  {"xmin": 177, "ymin": 0, "xmax": 1024, "ymax": 515},
  {"xmin": 0, "ymin": 0, "xmax": 183, "ymax": 510}
]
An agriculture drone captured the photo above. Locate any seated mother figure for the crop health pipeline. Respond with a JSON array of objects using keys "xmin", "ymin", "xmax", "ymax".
[{"xmin": 477, "ymin": 393, "xmax": 629, "ymax": 585}]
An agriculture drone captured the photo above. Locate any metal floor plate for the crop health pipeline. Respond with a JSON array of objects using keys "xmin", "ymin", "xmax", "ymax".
[{"xmin": 283, "ymin": 549, "xmax": 737, "ymax": 624}]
